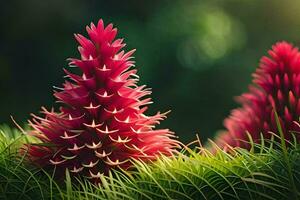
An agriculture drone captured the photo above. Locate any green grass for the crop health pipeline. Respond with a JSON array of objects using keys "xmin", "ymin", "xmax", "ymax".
[{"xmin": 0, "ymin": 125, "xmax": 299, "ymax": 200}]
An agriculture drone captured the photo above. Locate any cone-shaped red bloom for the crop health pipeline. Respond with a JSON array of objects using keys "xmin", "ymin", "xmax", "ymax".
[
  {"xmin": 216, "ymin": 41, "xmax": 300, "ymax": 149},
  {"xmin": 26, "ymin": 19, "xmax": 179, "ymax": 179}
]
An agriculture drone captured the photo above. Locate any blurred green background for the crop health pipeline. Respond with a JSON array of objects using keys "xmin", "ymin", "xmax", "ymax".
[{"xmin": 1, "ymin": 0, "xmax": 300, "ymax": 143}]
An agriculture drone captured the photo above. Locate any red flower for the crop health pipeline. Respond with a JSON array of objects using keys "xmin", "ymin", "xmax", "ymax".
[
  {"xmin": 216, "ymin": 41, "xmax": 300, "ymax": 149},
  {"xmin": 26, "ymin": 19, "xmax": 179, "ymax": 180}
]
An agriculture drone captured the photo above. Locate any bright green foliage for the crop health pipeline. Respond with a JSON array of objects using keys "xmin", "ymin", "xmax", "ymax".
[
  {"xmin": 82, "ymin": 140, "xmax": 300, "ymax": 200},
  {"xmin": 0, "ymin": 125, "xmax": 60, "ymax": 200},
  {"xmin": 0, "ymin": 125, "xmax": 299, "ymax": 200}
]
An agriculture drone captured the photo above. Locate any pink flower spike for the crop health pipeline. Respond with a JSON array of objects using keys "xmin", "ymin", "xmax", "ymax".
[
  {"xmin": 217, "ymin": 41, "xmax": 300, "ymax": 149},
  {"xmin": 25, "ymin": 19, "xmax": 179, "ymax": 181}
]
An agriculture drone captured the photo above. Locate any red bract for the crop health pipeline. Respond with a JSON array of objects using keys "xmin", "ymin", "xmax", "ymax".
[
  {"xmin": 216, "ymin": 41, "xmax": 300, "ymax": 150},
  {"xmin": 26, "ymin": 19, "xmax": 179, "ymax": 180}
]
